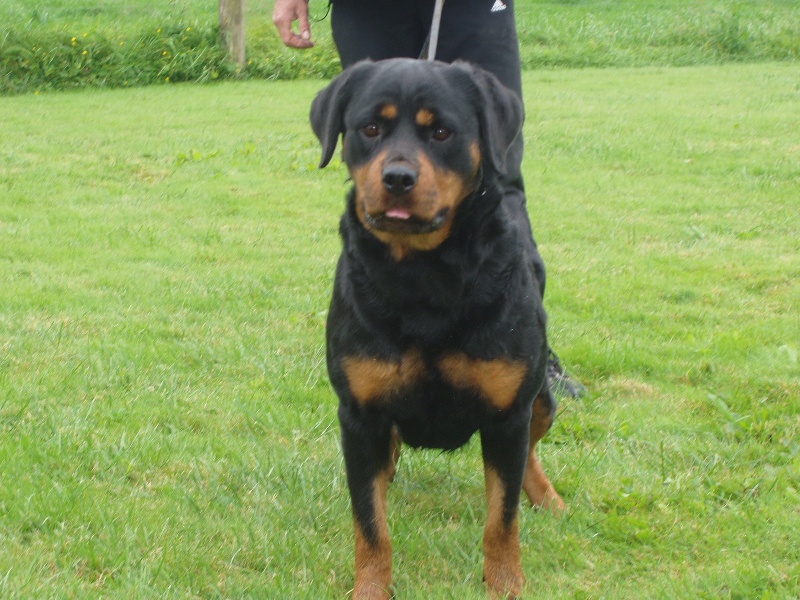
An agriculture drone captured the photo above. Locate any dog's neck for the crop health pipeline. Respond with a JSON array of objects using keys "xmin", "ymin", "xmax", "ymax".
[{"xmin": 338, "ymin": 179, "xmax": 524, "ymax": 340}]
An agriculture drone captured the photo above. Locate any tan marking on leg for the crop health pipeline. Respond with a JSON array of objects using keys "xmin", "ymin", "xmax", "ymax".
[
  {"xmin": 353, "ymin": 468, "xmax": 393, "ymax": 600},
  {"xmin": 388, "ymin": 426, "xmax": 402, "ymax": 483},
  {"xmin": 438, "ymin": 354, "xmax": 528, "ymax": 410},
  {"xmin": 523, "ymin": 389, "xmax": 566, "ymax": 514},
  {"xmin": 483, "ymin": 466, "xmax": 524, "ymax": 599},
  {"xmin": 342, "ymin": 348, "xmax": 426, "ymax": 405}
]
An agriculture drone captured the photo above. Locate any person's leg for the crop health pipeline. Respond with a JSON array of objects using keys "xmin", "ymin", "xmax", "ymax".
[
  {"xmin": 434, "ymin": 0, "xmax": 522, "ymax": 94},
  {"xmin": 331, "ymin": 0, "xmax": 427, "ymax": 68}
]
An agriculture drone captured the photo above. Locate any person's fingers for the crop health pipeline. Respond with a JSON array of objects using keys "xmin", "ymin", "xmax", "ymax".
[
  {"xmin": 274, "ymin": 19, "xmax": 293, "ymax": 45},
  {"xmin": 274, "ymin": 17, "xmax": 314, "ymax": 49},
  {"xmin": 272, "ymin": 0, "xmax": 314, "ymax": 49},
  {"xmin": 299, "ymin": 12, "xmax": 312, "ymax": 41},
  {"xmin": 285, "ymin": 32, "xmax": 315, "ymax": 49}
]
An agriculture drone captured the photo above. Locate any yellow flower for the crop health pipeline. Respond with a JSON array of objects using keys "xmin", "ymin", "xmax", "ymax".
[
  {"xmin": 71, "ymin": 37, "xmax": 77, "ymax": 45},
  {"xmin": 82, "ymin": 50, "xmax": 88, "ymax": 55},
  {"xmin": 186, "ymin": 27, "xmax": 192, "ymax": 31},
  {"xmin": 162, "ymin": 51, "xmax": 168, "ymax": 56},
  {"xmin": 165, "ymin": 77, "xmax": 170, "ymax": 82}
]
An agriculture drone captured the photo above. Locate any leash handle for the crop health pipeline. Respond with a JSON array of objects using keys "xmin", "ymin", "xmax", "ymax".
[{"xmin": 425, "ymin": 0, "xmax": 445, "ymax": 61}]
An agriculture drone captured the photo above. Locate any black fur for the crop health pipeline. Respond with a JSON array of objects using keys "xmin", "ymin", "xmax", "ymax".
[{"xmin": 310, "ymin": 58, "xmax": 557, "ymax": 596}]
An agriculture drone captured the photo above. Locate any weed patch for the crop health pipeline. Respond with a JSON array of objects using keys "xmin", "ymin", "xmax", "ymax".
[{"xmin": 1, "ymin": 23, "xmax": 234, "ymax": 94}]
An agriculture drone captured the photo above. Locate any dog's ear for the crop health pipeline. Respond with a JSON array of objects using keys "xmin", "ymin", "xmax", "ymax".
[
  {"xmin": 310, "ymin": 61, "xmax": 374, "ymax": 168},
  {"xmin": 454, "ymin": 62, "xmax": 524, "ymax": 175}
]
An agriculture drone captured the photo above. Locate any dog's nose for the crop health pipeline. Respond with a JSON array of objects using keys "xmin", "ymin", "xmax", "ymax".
[{"xmin": 382, "ymin": 165, "xmax": 418, "ymax": 195}]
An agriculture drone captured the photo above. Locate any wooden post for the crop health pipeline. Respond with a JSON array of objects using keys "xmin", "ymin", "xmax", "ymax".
[{"xmin": 219, "ymin": 0, "xmax": 246, "ymax": 66}]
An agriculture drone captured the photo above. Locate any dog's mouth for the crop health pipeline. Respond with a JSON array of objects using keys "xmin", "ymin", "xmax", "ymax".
[{"xmin": 365, "ymin": 206, "xmax": 450, "ymax": 234}]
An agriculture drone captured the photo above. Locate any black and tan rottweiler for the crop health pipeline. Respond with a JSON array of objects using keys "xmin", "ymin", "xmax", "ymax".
[{"xmin": 311, "ymin": 58, "xmax": 565, "ymax": 599}]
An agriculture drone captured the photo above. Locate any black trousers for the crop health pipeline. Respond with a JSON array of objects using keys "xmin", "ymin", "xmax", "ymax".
[{"xmin": 330, "ymin": 0, "xmax": 547, "ymax": 297}]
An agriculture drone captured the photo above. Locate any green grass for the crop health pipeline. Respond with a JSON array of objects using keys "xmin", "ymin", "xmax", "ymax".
[
  {"xmin": 1, "ymin": 62, "xmax": 799, "ymax": 598},
  {"xmin": 515, "ymin": 0, "xmax": 800, "ymax": 67},
  {"xmin": 2, "ymin": 0, "xmax": 800, "ymax": 93}
]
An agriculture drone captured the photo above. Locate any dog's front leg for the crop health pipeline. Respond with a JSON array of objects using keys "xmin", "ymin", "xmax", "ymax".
[
  {"xmin": 340, "ymin": 413, "xmax": 394, "ymax": 600},
  {"xmin": 480, "ymin": 418, "xmax": 530, "ymax": 599}
]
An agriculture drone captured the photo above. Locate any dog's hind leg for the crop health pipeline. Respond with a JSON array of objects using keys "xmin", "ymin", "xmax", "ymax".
[
  {"xmin": 388, "ymin": 425, "xmax": 402, "ymax": 483},
  {"xmin": 522, "ymin": 385, "xmax": 566, "ymax": 514}
]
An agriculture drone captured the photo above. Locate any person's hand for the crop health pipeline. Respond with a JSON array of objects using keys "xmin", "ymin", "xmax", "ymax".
[{"xmin": 273, "ymin": 0, "xmax": 314, "ymax": 49}]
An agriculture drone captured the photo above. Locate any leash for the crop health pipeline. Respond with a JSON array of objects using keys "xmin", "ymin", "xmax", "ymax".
[{"xmin": 420, "ymin": 0, "xmax": 446, "ymax": 61}]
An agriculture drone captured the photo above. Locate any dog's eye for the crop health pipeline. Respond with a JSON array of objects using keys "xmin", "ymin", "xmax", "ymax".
[
  {"xmin": 362, "ymin": 123, "xmax": 381, "ymax": 138},
  {"xmin": 432, "ymin": 126, "xmax": 452, "ymax": 141}
]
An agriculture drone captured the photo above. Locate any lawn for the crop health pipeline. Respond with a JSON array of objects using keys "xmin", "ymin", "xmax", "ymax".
[{"xmin": 1, "ymin": 62, "xmax": 798, "ymax": 598}]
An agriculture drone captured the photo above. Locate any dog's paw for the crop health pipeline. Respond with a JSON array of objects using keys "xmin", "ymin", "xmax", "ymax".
[
  {"xmin": 484, "ymin": 564, "xmax": 524, "ymax": 600},
  {"xmin": 353, "ymin": 578, "xmax": 393, "ymax": 600},
  {"xmin": 530, "ymin": 485, "xmax": 568, "ymax": 517}
]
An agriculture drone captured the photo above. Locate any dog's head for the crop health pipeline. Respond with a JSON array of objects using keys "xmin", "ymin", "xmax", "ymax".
[{"xmin": 311, "ymin": 59, "xmax": 523, "ymax": 259}]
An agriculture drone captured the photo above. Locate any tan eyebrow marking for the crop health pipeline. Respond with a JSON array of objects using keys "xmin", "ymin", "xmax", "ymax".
[
  {"xmin": 380, "ymin": 104, "xmax": 399, "ymax": 120},
  {"xmin": 416, "ymin": 108, "xmax": 435, "ymax": 127}
]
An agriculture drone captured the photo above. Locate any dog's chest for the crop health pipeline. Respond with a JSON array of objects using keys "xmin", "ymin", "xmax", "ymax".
[
  {"xmin": 339, "ymin": 348, "xmax": 534, "ymax": 449},
  {"xmin": 341, "ymin": 349, "xmax": 529, "ymax": 412}
]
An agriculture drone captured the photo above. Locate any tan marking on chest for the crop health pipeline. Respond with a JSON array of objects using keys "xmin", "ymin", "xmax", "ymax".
[
  {"xmin": 342, "ymin": 349, "xmax": 426, "ymax": 405},
  {"xmin": 438, "ymin": 354, "xmax": 528, "ymax": 410}
]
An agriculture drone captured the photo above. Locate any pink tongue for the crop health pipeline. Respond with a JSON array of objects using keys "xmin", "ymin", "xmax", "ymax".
[{"xmin": 386, "ymin": 208, "xmax": 412, "ymax": 220}]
